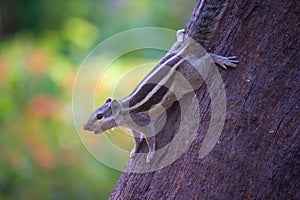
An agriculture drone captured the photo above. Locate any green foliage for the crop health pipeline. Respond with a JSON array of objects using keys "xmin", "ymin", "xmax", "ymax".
[{"xmin": 0, "ymin": 0, "xmax": 194, "ymax": 199}]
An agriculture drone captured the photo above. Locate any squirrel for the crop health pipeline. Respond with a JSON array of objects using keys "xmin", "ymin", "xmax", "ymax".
[{"xmin": 83, "ymin": 0, "xmax": 238, "ymax": 163}]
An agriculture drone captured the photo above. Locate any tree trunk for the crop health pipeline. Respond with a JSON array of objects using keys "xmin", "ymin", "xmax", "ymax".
[{"xmin": 110, "ymin": 0, "xmax": 299, "ymax": 199}]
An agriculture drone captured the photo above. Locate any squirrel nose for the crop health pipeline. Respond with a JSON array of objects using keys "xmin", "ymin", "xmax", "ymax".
[{"xmin": 83, "ymin": 124, "xmax": 89, "ymax": 131}]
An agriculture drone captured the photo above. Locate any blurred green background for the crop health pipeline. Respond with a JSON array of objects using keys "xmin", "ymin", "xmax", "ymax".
[{"xmin": 0, "ymin": 0, "xmax": 194, "ymax": 199}]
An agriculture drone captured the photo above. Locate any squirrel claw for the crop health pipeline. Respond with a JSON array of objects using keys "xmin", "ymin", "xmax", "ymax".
[{"xmin": 210, "ymin": 53, "xmax": 239, "ymax": 70}]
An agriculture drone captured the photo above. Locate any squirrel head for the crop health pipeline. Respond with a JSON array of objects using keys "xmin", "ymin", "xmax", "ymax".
[{"xmin": 83, "ymin": 98, "xmax": 122, "ymax": 134}]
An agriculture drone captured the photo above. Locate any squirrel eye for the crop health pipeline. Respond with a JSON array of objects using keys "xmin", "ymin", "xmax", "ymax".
[{"xmin": 96, "ymin": 113, "xmax": 103, "ymax": 120}]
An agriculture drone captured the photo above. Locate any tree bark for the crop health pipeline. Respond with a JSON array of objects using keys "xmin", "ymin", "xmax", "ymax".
[{"xmin": 110, "ymin": 0, "xmax": 299, "ymax": 199}]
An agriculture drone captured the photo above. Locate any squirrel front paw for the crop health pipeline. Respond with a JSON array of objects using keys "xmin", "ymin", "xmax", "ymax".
[
  {"xmin": 130, "ymin": 148, "xmax": 137, "ymax": 158},
  {"xmin": 146, "ymin": 151, "xmax": 155, "ymax": 163}
]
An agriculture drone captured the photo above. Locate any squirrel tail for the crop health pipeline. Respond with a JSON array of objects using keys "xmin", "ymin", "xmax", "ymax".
[{"xmin": 186, "ymin": 0, "xmax": 228, "ymax": 49}]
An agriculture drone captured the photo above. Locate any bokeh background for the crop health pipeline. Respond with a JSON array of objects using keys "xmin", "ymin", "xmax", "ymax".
[{"xmin": 0, "ymin": 0, "xmax": 193, "ymax": 199}]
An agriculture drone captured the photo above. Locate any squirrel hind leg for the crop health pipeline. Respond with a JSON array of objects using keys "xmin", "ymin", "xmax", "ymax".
[{"xmin": 209, "ymin": 53, "xmax": 239, "ymax": 70}]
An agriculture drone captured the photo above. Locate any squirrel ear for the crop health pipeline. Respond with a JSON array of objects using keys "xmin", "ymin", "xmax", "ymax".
[
  {"xmin": 105, "ymin": 98, "xmax": 112, "ymax": 103},
  {"xmin": 111, "ymin": 99, "xmax": 121, "ymax": 115}
]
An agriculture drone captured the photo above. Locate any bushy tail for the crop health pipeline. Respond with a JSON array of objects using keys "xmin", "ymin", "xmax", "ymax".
[{"xmin": 186, "ymin": 0, "xmax": 228, "ymax": 49}]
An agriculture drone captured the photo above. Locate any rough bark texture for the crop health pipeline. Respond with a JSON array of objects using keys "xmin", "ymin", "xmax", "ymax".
[{"xmin": 110, "ymin": 0, "xmax": 299, "ymax": 199}]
